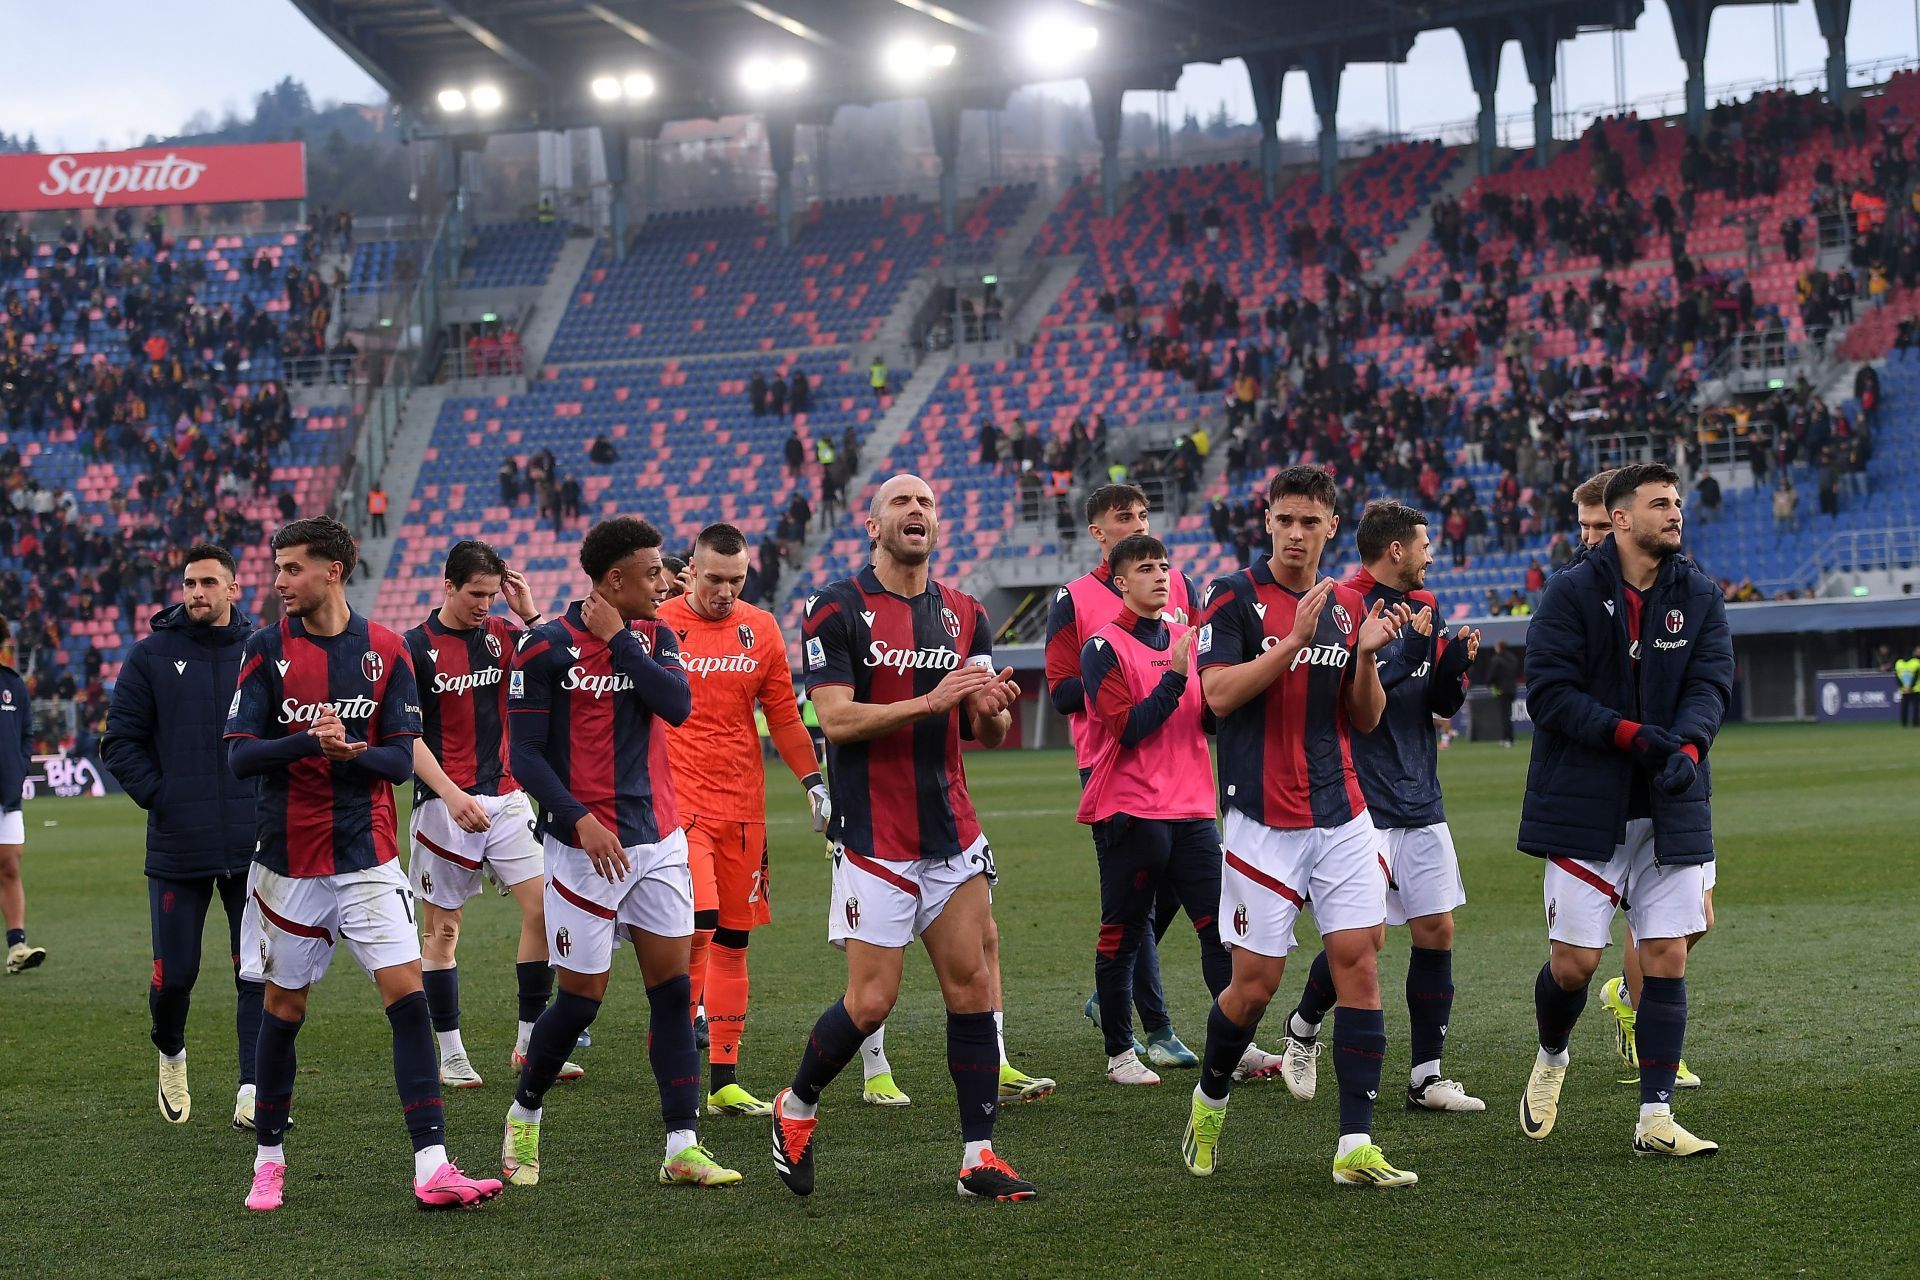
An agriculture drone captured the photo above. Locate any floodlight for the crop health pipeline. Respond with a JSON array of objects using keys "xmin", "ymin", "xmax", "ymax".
[
  {"xmin": 1023, "ymin": 15, "xmax": 1098, "ymax": 69},
  {"xmin": 740, "ymin": 56, "xmax": 775, "ymax": 92},
  {"xmin": 741, "ymin": 53, "xmax": 808, "ymax": 94},
  {"xmin": 470, "ymin": 83, "xmax": 504, "ymax": 114},
  {"xmin": 622, "ymin": 72, "xmax": 656, "ymax": 100},
  {"xmin": 883, "ymin": 37, "xmax": 959, "ymax": 83},
  {"xmin": 590, "ymin": 75, "xmax": 622, "ymax": 102},
  {"xmin": 437, "ymin": 87, "xmax": 468, "ymax": 113}
]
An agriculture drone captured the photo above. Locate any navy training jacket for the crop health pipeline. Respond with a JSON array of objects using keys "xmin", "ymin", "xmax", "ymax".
[
  {"xmin": 1517, "ymin": 536, "xmax": 1732, "ymax": 866},
  {"xmin": 103, "ymin": 603, "xmax": 257, "ymax": 878},
  {"xmin": 0, "ymin": 663, "xmax": 30, "ymax": 813}
]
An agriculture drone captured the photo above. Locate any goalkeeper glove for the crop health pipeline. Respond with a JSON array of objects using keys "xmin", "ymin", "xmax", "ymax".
[{"xmin": 804, "ymin": 771, "xmax": 831, "ymax": 833}]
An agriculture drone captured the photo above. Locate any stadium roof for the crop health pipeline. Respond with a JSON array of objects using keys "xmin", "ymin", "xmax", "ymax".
[{"xmin": 292, "ymin": 0, "xmax": 1705, "ymax": 138}]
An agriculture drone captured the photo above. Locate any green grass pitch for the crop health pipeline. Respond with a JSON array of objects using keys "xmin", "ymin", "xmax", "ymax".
[{"xmin": 2, "ymin": 722, "xmax": 1914, "ymax": 1278}]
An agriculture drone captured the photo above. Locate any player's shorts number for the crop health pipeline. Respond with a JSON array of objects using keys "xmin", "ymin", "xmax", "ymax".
[
  {"xmin": 394, "ymin": 887, "xmax": 415, "ymax": 924},
  {"xmin": 968, "ymin": 842, "xmax": 998, "ymax": 883}
]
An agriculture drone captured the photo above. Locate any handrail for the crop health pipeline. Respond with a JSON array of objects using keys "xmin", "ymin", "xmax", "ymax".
[
  {"xmin": 332, "ymin": 201, "xmax": 455, "ymax": 523},
  {"xmin": 1752, "ymin": 523, "xmax": 1920, "ymax": 594}
]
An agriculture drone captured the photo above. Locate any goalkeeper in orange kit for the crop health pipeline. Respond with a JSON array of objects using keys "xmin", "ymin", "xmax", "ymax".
[{"xmin": 661, "ymin": 524, "xmax": 829, "ymax": 1116}]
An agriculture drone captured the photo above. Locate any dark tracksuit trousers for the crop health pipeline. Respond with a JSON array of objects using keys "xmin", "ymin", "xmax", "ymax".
[{"xmin": 1091, "ymin": 815, "xmax": 1232, "ymax": 1058}]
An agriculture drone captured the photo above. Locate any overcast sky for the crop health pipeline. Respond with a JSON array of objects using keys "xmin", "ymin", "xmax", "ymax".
[{"xmin": 3, "ymin": 0, "xmax": 1917, "ymax": 150}]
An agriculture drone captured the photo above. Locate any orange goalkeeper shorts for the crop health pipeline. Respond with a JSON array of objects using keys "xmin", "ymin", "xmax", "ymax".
[{"xmin": 685, "ymin": 816, "xmax": 772, "ymax": 931}]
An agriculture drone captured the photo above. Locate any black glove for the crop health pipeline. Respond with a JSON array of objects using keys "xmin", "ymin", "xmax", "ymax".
[
  {"xmin": 1617, "ymin": 720, "xmax": 1684, "ymax": 762},
  {"xmin": 1654, "ymin": 750, "xmax": 1698, "ymax": 797}
]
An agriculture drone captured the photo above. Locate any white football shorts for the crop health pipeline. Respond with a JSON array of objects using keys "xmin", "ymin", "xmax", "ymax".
[
  {"xmin": 408, "ymin": 791, "xmax": 543, "ymax": 909},
  {"xmin": 542, "ymin": 829, "xmax": 693, "ymax": 974},
  {"xmin": 239, "ymin": 860, "xmax": 421, "ymax": 989},
  {"xmin": 1219, "ymin": 809, "xmax": 1387, "ymax": 958},
  {"xmin": 1543, "ymin": 818, "xmax": 1710, "ymax": 949},
  {"xmin": 1380, "ymin": 822, "xmax": 1468, "ymax": 926},
  {"xmin": 827, "ymin": 834, "xmax": 996, "ymax": 951}
]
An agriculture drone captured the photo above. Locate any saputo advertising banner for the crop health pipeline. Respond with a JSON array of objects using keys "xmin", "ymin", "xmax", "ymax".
[{"xmin": 0, "ymin": 142, "xmax": 306, "ymax": 212}]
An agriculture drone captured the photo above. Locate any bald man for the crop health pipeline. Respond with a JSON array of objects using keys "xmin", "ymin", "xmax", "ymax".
[{"xmin": 771, "ymin": 475, "xmax": 1041, "ymax": 1202}]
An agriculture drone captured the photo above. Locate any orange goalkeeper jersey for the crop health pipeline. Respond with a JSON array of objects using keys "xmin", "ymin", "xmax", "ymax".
[{"xmin": 659, "ymin": 595, "xmax": 818, "ymax": 824}]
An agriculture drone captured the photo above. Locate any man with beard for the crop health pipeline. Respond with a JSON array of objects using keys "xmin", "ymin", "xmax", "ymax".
[
  {"xmin": 226, "ymin": 517, "xmax": 502, "ymax": 1212},
  {"xmin": 105, "ymin": 543, "xmax": 262, "ymax": 1129},
  {"xmin": 1277, "ymin": 502, "xmax": 1484, "ymax": 1114},
  {"xmin": 1519, "ymin": 465, "xmax": 1731, "ymax": 1159},
  {"xmin": 772, "ymin": 474, "xmax": 1040, "ymax": 1202}
]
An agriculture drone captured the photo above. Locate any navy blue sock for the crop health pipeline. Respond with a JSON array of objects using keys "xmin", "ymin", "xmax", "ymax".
[
  {"xmin": 421, "ymin": 967, "xmax": 461, "ymax": 1034},
  {"xmin": 1405, "ymin": 946, "xmax": 1455, "ymax": 1072},
  {"xmin": 515, "ymin": 989, "xmax": 601, "ymax": 1110},
  {"xmin": 1293, "ymin": 949, "xmax": 1336, "ymax": 1031},
  {"xmin": 385, "ymin": 991, "xmax": 445, "ymax": 1154},
  {"xmin": 948, "ymin": 1010, "xmax": 999, "ymax": 1143},
  {"xmin": 1332, "ymin": 1006, "xmax": 1388, "ymax": 1136},
  {"xmin": 254, "ymin": 1011, "xmax": 300, "ymax": 1148},
  {"xmin": 791, "ymin": 998, "xmax": 864, "ymax": 1105},
  {"xmin": 1636, "ymin": 975, "xmax": 1688, "ymax": 1106},
  {"xmin": 646, "ymin": 975, "xmax": 701, "ymax": 1134},
  {"xmin": 1199, "ymin": 1000, "xmax": 1259, "ymax": 1102},
  {"xmin": 515, "ymin": 960, "xmax": 553, "ymax": 1024},
  {"xmin": 1534, "ymin": 961, "xmax": 1588, "ymax": 1055},
  {"xmin": 5, "ymin": 928, "xmax": 22, "ymax": 947},
  {"xmin": 235, "ymin": 976, "xmax": 263, "ymax": 1086}
]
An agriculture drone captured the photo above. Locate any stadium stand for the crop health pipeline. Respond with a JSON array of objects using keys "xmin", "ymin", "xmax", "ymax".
[
  {"xmin": 371, "ymin": 352, "xmax": 888, "ymax": 625},
  {"xmin": 0, "ymin": 215, "xmax": 350, "ymax": 721},
  {"xmin": 464, "ymin": 219, "xmax": 568, "ymax": 289},
  {"xmin": 545, "ymin": 189, "xmax": 1033, "ymax": 362}
]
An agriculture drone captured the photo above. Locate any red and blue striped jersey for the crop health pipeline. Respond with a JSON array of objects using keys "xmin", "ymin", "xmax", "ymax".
[
  {"xmin": 507, "ymin": 602, "xmax": 689, "ymax": 849},
  {"xmin": 801, "ymin": 567, "xmax": 992, "ymax": 862},
  {"xmin": 1196, "ymin": 561, "xmax": 1368, "ymax": 830},
  {"xmin": 223, "ymin": 613, "xmax": 422, "ymax": 878},
  {"xmin": 404, "ymin": 612, "xmax": 521, "ymax": 808}
]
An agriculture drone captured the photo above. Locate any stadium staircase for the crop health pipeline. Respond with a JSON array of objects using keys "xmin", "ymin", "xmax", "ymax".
[
  {"xmin": 346, "ymin": 383, "xmax": 451, "ymax": 609},
  {"xmin": 511, "ymin": 235, "xmax": 598, "ymax": 374},
  {"xmin": 1367, "ymin": 155, "xmax": 1480, "ymax": 286}
]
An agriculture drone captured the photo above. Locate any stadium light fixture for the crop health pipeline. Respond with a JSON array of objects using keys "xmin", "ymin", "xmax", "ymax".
[
  {"xmin": 1022, "ymin": 14, "xmax": 1098, "ymax": 70},
  {"xmin": 590, "ymin": 71, "xmax": 656, "ymax": 103},
  {"xmin": 882, "ymin": 37, "xmax": 959, "ymax": 83},
  {"xmin": 740, "ymin": 53, "xmax": 809, "ymax": 94},
  {"xmin": 437, "ymin": 87, "xmax": 469, "ymax": 114},
  {"xmin": 470, "ymin": 83, "xmax": 504, "ymax": 114}
]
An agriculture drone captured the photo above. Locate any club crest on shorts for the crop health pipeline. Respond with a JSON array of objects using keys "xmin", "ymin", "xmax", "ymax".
[
  {"xmin": 1330, "ymin": 604, "xmax": 1353, "ymax": 635},
  {"xmin": 362, "ymin": 650, "xmax": 384, "ymax": 682},
  {"xmin": 1665, "ymin": 609, "xmax": 1685, "ymax": 634},
  {"xmin": 258, "ymin": 938, "xmax": 270, "ymax": 975},
  {"xmin": 941, "ymin": 606, "xmax": 962, "ymax": 639},
  {"xmin": 420, "ymin": 871, "xmax": 433, "ymax": 896},
  {"xmin": 1547, "ymin": 897, "xmax": 1558, "ymax": 928},
  {"xmin": 1233, "ymin": 903, "xmax": 1249, "ymax": 936},
  {"xmin": 738, "ymin": 623, "xmax": 755, "ymax": 651},
  {"xmin": 844, "ymin": 897, "xmax": 861, "ymax": 930},
  {"xmin": 485, "ymin": 631, "xmax": 503, "ymax": 659},
  {"xmin": 555, "ymin": 927, "xmax": 571, "ymax": 958}
]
